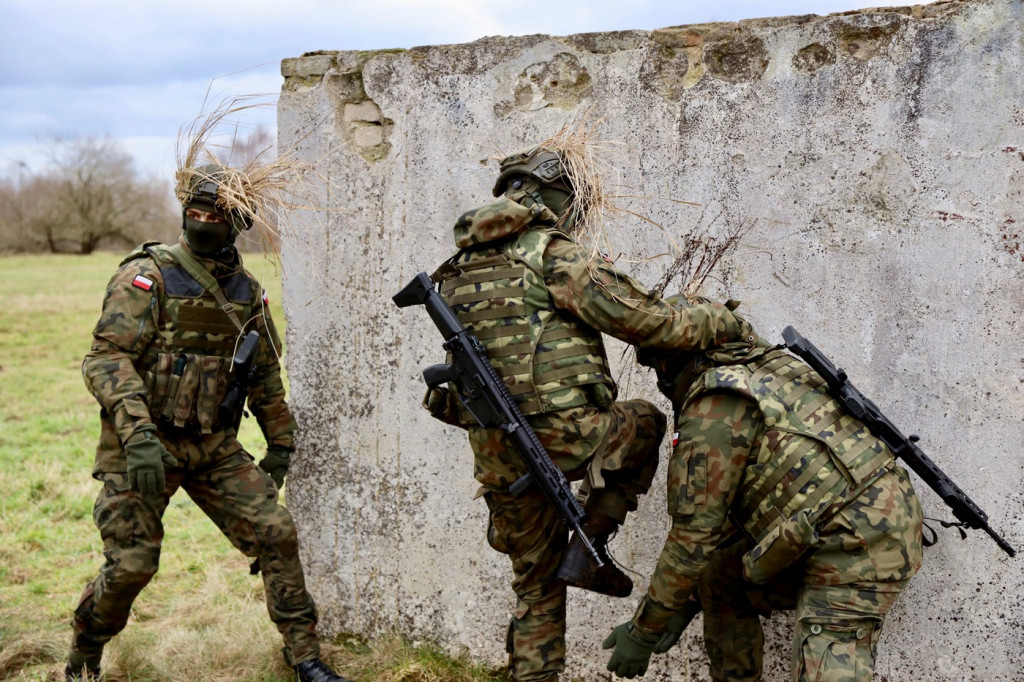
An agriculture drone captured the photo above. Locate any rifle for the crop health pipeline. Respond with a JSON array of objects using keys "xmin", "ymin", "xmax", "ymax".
[
  {"xmin": 393, "ymin": 271, "xmax": 603, "ymax": 566},
  {"xmin": 220, "ymin": 330, "xmax": 260, "ymax": 430},
  {"xmin": 782, "ymin": 326, "xmax": 1015, "ymax": 557}
]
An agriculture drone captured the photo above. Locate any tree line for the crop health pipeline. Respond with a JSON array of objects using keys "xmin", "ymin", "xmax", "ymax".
[{"xmin": 0, "ymin": 129, "xmax": 273, "ymax": 254}]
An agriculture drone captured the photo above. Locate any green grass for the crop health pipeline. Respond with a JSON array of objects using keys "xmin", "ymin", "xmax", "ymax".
[{"xmin": 0, "ymin": 252, "xmax": 508, "ymax": 682}]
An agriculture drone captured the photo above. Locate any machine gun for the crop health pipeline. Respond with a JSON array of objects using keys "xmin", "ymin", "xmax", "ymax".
[
  {"xmin": 393, "ymin": 271, "xmax": 603, "ymax": 566},
  {"xmin": 219, "ymin": 330, "xmax": 260, "ymax": 430},
  {"xmin": 782, "ymin": 326, "xmax": 1015, "ymax": 557}
]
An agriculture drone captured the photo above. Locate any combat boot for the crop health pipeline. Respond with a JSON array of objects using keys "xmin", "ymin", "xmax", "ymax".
[
  {"xmin": 64, "ymin": 663, "xmax": 100, "ymax": 681},
  {"xmin": 556, "ymin": 511, "xmax": 633, "ymax": 597},
  {"xmin": 295, "ymin": 658, "xmax": 353, "ymax": 682}
]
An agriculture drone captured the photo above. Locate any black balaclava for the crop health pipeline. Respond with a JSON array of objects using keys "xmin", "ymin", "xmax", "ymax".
[{"xmin": 181, "ymin": 169, "xmax": 241, "ymax": 258}]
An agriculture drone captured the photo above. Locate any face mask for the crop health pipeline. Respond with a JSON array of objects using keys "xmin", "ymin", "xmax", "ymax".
[{"xmin": 182, "ymin": 202, "xmax": 234, "ymax": 256}]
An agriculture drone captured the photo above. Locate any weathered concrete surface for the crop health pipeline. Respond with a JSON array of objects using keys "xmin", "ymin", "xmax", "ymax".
[{"xmin": 277, "ymin": 1, "xmax": 1023, "ymax": 679}]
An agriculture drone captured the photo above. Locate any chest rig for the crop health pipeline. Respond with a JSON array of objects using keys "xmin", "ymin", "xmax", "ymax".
[
  {"xmin": 689, "ymin": 349, "xmax": 895, "ymax": 543},
  {"xmin": 129, "ymin": 243, "xmax": 258, "ymax": 433},
  {"xmin": 436, "ymin": 228, "xmax": 614, "ymax": 424}
]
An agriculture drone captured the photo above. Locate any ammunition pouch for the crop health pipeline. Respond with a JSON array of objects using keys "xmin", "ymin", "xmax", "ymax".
[
  {"xmin": 742, "ymin": 509, "xmax": 819, "ymax": 584},
  {"xmin": 144, "ymin": 352, "xmax": 231, "ymax": 433}
]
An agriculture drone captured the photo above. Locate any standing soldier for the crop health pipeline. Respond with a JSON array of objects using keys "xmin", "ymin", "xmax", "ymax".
[
  {"xmin": 603, "ymin": 294, "xmax": 924, "ymax": 681},
  {"xmin": 421, "ymin": 141, "xmax": 752, "ymax": 682},
  {"xmin": 68, "ymin": 162, "xmax": 350, "ymax": 682}
]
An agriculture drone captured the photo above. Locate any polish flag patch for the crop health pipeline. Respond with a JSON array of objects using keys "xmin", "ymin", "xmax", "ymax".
[
  {"xmin": 672, "ymin": 432, "xmax": 680, "ymax": 447},
  {"xmin": 262, "ymin": 289, "xmax": 270, "ymax": 305},
  {"xmin": 132, "ymin": 275, "xmax": 154, "ymax": 291}
]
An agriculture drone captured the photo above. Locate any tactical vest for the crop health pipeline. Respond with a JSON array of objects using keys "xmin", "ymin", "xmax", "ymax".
[
  {"xmin": 687, "ymin": 349, "xmax": 895, "ymax": 544},
  {"xmin": 129, "ymin": 242, "xmax": 260, "ymax": 433},
  {"xmin": 437, "ymin": 228, "xmax": 614, "ymax": 424}
]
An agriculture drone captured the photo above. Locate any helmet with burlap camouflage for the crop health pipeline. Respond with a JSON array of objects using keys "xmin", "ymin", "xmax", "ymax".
[{"xmin": 177, "ymin": 163, "xmax": 253, "ymax": 256}]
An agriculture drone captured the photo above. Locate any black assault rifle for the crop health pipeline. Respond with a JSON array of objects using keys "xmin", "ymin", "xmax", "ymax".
[
  {"xmin": 220, "ymin": 329, "xmax": 260, "ymax": 431},
  {"xmin": 782, "ymin": 326, "xmax": 1015, "ymax": 557},
  {"xmin": 393, "ymin": 271, "xmax": 603, "ymax": 566}
]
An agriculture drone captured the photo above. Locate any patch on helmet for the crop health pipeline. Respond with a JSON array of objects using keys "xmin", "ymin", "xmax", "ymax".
[{"xmin": 132, "ymin": 275, "xmax": 154, "ymax": 291}]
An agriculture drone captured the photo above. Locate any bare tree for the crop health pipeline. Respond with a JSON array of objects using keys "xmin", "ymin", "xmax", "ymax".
[
  {"xmin": 225, "ymin": 125, "xmax": 275, "ymax": 166},
  {"xmin": 0, "ymin": 137, "xmax": 178, "ymax": 254}
]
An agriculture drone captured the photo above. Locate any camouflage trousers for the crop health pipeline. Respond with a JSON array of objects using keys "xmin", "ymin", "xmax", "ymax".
[
  {"xmin": 697, "ymin": 467, "xmax": 923, "ymax": 682},
  {"xmin": 70, "ymin": 428, "xmax": 320, "ymax": 668},
  {"xmin": 479, "ymin": 399, "xmax": 666, "ymax": 682}
]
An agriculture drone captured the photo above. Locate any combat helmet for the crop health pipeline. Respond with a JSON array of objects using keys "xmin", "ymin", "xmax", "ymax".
[
  {"xmin": 179, "ymin": 163, "xmax": 252, "ymax": 256},
  {"xmin": 492, "ymin": 147, "xmax": 574, "ymax": 198}
]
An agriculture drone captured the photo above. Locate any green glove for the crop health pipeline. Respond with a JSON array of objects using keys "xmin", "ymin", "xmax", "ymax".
[
  {"xmin": 125, "ymin": 425, "xmax": 176, "ymax": 496},
  {"xmin": 653, "ymin": 596, "xmax": 702, "ymax": 654},
  {"xmin": 603, "ymin": 622, "xmax": 659, "ymax": 679},
  {"xmin": 258, "ymin": 446, "xmax": 291, "ymax": 487}
]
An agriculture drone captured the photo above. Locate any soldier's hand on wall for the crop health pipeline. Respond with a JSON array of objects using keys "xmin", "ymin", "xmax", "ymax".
[
  {"xmin": 603, "ymin": 621, "xmax": 659, "ymax": 678},
  {"xmin": 124, "ymin": 425, "xmax": 176, "ymax": 496},
  {"xmin": 259, "ymin": 446, "xmax": 291, "ymax": 488}
]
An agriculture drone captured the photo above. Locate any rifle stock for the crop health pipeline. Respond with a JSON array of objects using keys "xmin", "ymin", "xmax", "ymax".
[{"xmin": 220, "ymin": 329, "xmax": 260, "ymax": 430}]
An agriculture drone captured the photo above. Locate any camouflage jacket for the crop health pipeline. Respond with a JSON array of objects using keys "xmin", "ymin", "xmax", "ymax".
[
  {"xmin": 428, "ymin": 193, "xmax": 749, "ymax": 489},
  {"xmin": 632, "ymin": 349, "xmax": 922, "ymax": 634},
  {"xmin": 82, "ymin": 238, "xmax": 296, "ymax": 473}
]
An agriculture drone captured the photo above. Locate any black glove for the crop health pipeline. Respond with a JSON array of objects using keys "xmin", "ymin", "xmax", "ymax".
[
  {"xmin": 258, "ymin": 446, "xmax": 291, "ymax": 488},
  {"xmin": 603, "ymin": 622, "xmax": 660, "ymax": 679},
  {"xmin": 125, "ymin": 425, "xmax": 176, "ymax": 496}
]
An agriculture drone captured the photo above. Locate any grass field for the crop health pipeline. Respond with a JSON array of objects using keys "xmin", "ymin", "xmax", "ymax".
[{"xmin": 0, "ymin": 252, "xmax": 506, "ymax": 682}]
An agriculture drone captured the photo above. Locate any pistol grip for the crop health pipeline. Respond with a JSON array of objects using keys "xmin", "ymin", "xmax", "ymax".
[{"xmin": 422, "ymin": 363, "xmax": 454, "ymax": 389}]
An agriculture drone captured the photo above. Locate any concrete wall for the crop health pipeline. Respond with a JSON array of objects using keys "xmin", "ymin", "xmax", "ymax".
[{"xmin": 276, "ymin": 1, "xmax": 1023, "ymax": 678}]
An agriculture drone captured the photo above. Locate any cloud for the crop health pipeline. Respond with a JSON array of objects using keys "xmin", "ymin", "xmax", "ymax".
[{"xmin": 0, "ymin": 0, "xmax": 939, "ymax": 181}]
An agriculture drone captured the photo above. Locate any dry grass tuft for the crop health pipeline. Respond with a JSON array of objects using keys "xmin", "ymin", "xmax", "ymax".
[
  {"xmin": 648, "ymin": 207, "xmax": 755, "ymax": 301},
  {"xmin": 533, "ymin": 110, "xmax": 619, "ymax": 260},
  {"xmin": 174, "ymin": 95, "xmax": 332, "ymax": 260},
  {"xmin": 0, "ymin": 636, "xmax": 64, "ymax": 680},
  {"xmin": 334, "ymin": 634, "xmax": 509, "ymax": 682}
]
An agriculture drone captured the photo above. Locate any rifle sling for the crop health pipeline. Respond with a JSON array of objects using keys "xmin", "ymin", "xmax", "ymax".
[{"xmin": 168, "ymin": 243, "xmax": 246, "ymax": 334}]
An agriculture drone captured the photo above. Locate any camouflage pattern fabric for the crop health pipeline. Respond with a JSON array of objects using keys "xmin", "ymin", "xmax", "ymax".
[
  {"xmin": 479, "ymin": 400, "xmax": 665, "ymax": 681},
  {"xmin": 72, "ymin": 239, "xmax": 317, "ymax": 667},
  {"xmin": 82, "ymin": 238, "xmax": 295, "ymax": 468},
  {"xmin": 70, "ymin": 435, "xmax": 319, "ymax": 666},
  {"xmin": 630, "ymin": 387, "xmax": 923, "ymax": 681},
  {"xmin": 427, "ymin": 194, "xmax": 754, "ymax": 680}
]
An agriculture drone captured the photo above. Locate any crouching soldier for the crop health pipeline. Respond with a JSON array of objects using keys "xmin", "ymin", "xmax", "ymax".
[{"xmin": 603, "ymin": 295, "xmax": 924, "ymax": 681}]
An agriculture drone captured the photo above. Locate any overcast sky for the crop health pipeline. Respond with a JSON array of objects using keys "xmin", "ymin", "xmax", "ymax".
[{"xmin": 1, "ymin": 0, "xmax": 925, "ymax": 182}]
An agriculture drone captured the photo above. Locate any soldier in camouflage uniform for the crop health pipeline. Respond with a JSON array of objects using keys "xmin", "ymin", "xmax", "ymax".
[
  {"xmin": 423, "ymin": 148, "xmax": 752, "ymax": 682},
  {"xmin": 67, "ymin": 166, "xmax": 350, "ymax": 682},
  {"xmin": 603, "ymin": 296, "xmax": 924, "ymax": 681}
]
